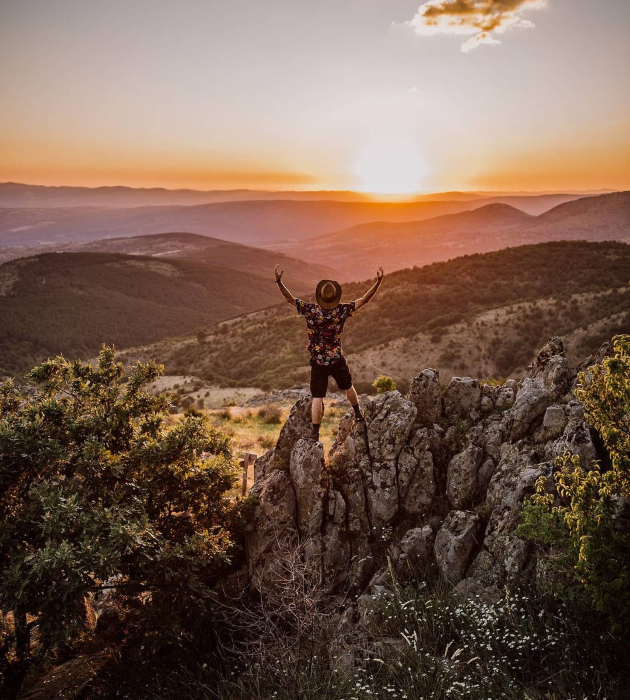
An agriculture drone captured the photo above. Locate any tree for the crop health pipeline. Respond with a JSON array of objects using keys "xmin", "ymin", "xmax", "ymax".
[
  {"xmin": 373, "ymin": 375, "xmax": 397, "ymax": 394},
  {"xmin": 0, "ymin": 347, "xmax": 239, "ymax": 658},
  {"xmin": 518, "ymin": 335, "xmax": 630, "ymax": 626}
]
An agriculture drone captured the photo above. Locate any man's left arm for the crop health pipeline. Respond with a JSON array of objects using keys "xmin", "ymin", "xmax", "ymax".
[{"xmin": 354, "ymin": 267, "xmax": 384, "ymax": 311}]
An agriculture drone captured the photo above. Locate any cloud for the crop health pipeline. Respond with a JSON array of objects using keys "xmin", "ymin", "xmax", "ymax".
[{"xmin": 401, "ymin": 0, "xmax": 547, "ymax": 52}]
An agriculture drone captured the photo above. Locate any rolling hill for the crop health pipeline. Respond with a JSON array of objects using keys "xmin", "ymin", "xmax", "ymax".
[
  {"xmin": 281, "ymin": 192, "xmax": 630, "ymax": 279},
  {"xmin": 0, "ymin": 232, "xmax": 341, "ymax": 291},
  {"xmin": 0, "ymin": 251, "xmax": 284, "ymax": 377},
  {"xmin": 0, "ymin": 193, "xmax": 587, "ymax": 248},
  {"xmin": 117, "ymin": 241, "xmax": 630, "ymax": 392}
]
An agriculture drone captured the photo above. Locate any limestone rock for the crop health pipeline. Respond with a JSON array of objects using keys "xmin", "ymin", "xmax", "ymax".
[
  {"xmin": 243, "ymin": 337, "xmax": 606, "ymax": 602},
  {"xmin": 443, "ymin": 377, "xmax": 481, "ymax": 420},
  {"xmin": 446, "ymin": 444, "xmax": 484, "ymax": 508},
  {"xmin": 510, "ymin": 378, "xmax": 553, "ymax": 441},
  {"xmin": 407, "ymin": 368, "xmax": 441, "ymax": 426},
  {"xmin": 289, "ymin": 438, "xmax": 326, "ymax": 559},
  {"xmin": 542, "ymin": 405, "xmax": 567, "ymax": 439},
  {"xmin": 496, "ymin": 383, "xmax": 516, "ymax": 411},
  {"xmin": 246, "ymin": 469, "xmax": 297, "ymax": 581},
  {"xmin": 392, "ymin": 526, "xmax": 435, "ymax": 572},
  {"xmin": 361, "ymin": 391, "xmax": 418, "ymax": 529},
  {"xmin": 510, "ymin": 338, "xmax": 571, "ymax": 441},
  {"xmin": 269, "ymin": 396, "xmax": 312, "ymax": 470},
  {"xmin": 434, "ymin": 511, "xmax": 481, "ymax": 583},
  {"xmin": 545, "ymin": 417, "xmax": 597, "ymax": 467},
  {"xmin": 397, "ymin": 428, "xmax": 437, "ymax": 516}
]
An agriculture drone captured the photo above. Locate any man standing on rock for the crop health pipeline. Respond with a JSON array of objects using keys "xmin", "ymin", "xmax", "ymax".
[{"xmin": 274, "ymin": 265, "xmax": 384, "ymax": 441}]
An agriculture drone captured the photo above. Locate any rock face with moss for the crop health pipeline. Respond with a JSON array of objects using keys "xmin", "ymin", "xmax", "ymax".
[{"xmin": 245, "ymin": 338, "xmax": 600, "ymax": 599}]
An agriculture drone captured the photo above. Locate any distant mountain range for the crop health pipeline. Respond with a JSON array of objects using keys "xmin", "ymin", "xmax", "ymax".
[
  {"xmin": 0, "ymin": 182, "xmax": 611, "ymax": 208},
  {"xmin": 280, "ymin": 192, "xmax": 630, "ymax": 279},
  {"xmin": 0, "ymin": 194, "xmax": 590, "ymax": 248}
]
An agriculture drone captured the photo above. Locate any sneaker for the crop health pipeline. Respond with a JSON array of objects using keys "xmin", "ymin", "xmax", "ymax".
[{"xmin": 354, "ymin": 412, "xmax": 366, "ymax": 423}]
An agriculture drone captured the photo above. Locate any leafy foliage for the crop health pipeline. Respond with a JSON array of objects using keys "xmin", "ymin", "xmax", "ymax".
[
  {"xmin": 0, "ymin": 347, "xmax": 239, "ymax": 656},
  {"xmin": 518, "ymin": 334, "xmax": 630, "ymax": 625}
]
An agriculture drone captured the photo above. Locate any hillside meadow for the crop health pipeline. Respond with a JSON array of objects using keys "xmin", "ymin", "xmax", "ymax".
[{"xmin": 119, "ymin": 240, "xmax": 630, "ymax": 391}]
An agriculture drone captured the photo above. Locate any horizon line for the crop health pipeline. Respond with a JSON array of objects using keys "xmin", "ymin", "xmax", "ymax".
[{"xmin": 0, "ymin": 180, "xmax": 620, "ymax": 198}]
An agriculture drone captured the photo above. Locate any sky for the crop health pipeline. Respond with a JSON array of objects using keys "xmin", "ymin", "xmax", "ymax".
[{"xmin": 1, "ymin": 0, "xmax": 629, "ymax": 194}]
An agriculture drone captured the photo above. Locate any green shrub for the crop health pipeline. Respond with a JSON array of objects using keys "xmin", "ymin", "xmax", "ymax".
[
  {"xmin": 373, "ymin": 375, "xmax": 397, "ymax": 394},
  {"xmin": 518, "ymin": 334, "xmax": 630, "ymax": 627},
  {"xmin": 0, "ymin": 346, "xmax": 239, "ymax": 658}
]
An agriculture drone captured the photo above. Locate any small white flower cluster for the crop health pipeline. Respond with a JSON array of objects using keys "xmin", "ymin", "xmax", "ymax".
[{"xmin": 353, "ymin": 586, "xmax": 575, "ymax": 699}]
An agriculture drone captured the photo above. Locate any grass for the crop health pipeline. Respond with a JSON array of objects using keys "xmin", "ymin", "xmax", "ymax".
[
  {"xmin": 167, "ymin": 400, "xmax": 353, "ymax": 493},
  {"xmin": 123, "ymin": 559, "xmax": 627, "ymax": 700}
]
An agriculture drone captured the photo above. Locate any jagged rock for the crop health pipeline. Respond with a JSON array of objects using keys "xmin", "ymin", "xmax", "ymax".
[
  {"xmin": 253, "ymin": 449, "xmax": 274, "ymax": 483},
  {"xmin": 289, "ymin": 439, "xmax": 326, "ymax": 560},
  {"xmin": 510, "ymin": 378, "xmax": 553, "ymax": 441},
  {"xmin": 246, "ymin": 469, "xmax": 297, "ymax": 584},
  {"xmin": 447, "ymin": 444, "xmax": 484, "ymax": 508},
  {"xmin": 357, "ymin": 392, "xmax": 418, "ymax": 529},
  {"xmin": 321, "ymin": 487, "xmax": 351, "ymax": 591},
  {"xmin": 496, "ymin": 382, "xmax": 517, "ymax": 411},
  {"xmin": 365, "ymin": 391, "xmax": 417, "ymax": 464},
  {"xmin": 541, "ymin": 405, "xmax": 567, "ymax": 439},
  {"xmin": 407, "ymin": 368, "xmax": 441, "ymax": 426},
  {"xmin": 480, "ymin": 395, "xmax": 494, "ymax": 413},
  {"xmin": 391, "ymin": 526, "xmax": 435, "ymax": 572},
  {"xmin": 397, "ymin": 428, "xmax": 437, "ymax": 516},
  {"xmin": 328, "ymin": 410, "xmax": 355, "ymax": 468},
  {"xmin": 243, "ymin": 338, "xmax": 606, "ymax": 602},
  {"xmin": 510, "ymin": 339, "xmax": 571, "ymax": 441},
  {"xmin": 268, "ymin": 396, "xmax": 312, "ymax": 471},
  {"xmin": 443, "ymin": 377, "xmax": 481, "ymax": 420},
  {"xmin": 434, "ymin": 511, "xmax": 481, "ymax": 583},
  {"xmin": 480, "ymin": 415, "xmax": 505, "ymax": 463},
  {"xmin": 477, "ymin": 456, "xmax": 496, "ymax": 493},
  {"xmin": 545, "ymin": 416, "xmax": 597, "ymax": 467}
]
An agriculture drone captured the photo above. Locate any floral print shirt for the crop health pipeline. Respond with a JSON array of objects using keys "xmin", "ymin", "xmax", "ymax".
[{"xmin": 296, "ymin": 299, "xmax": 356, "ymax": 366}]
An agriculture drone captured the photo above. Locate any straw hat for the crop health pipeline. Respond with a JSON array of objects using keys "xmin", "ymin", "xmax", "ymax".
[{"xmin": 315, "ymin": 279, "xmax": 342, "ymax": 310}]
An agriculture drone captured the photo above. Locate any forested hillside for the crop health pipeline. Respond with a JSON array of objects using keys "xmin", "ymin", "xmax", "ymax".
[
  {"xmin": 120, "ymin": 241, "xmax": 630, "ymax": 390},
  {"xmin": 0, "ymin": 252, "xmax": 280, "ymax": 376}
]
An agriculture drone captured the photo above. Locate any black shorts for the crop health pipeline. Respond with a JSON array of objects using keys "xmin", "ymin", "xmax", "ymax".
[{"xmin": 310, "ymin": 357, "xmax": 353, "ymax": 398}]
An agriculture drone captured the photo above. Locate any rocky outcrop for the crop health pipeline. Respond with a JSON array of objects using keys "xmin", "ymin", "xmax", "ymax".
[
  {"xmin": 434, "ymin": 511, "xmax": 481, "ymax": 583},
  {"xmin": 244, "ymin": 338, "xmax": 601, "ymax": 599}
]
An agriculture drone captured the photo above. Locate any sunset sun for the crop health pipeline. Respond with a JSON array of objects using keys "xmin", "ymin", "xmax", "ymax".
[{"xmin": 353, "ymin": 139, "xmax": 430, "ymax": 195}]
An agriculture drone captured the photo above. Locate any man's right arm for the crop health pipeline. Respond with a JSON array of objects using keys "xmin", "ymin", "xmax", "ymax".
[
  {"xmin": 274, "ymin": 264, "xmax": 296, "ymax": 306},
  {"xmin": 354, "ymin": 267, "xmax": 384, "ymax": 311}
]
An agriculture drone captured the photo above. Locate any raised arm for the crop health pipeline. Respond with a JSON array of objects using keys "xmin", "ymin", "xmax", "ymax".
[
  {"xmin": 354, "ymin": 267, "xmax": 384, "ymax": 311},
  {"xmin": 274, "ymin": 264, "xmax": 296, "ymax": 305}
]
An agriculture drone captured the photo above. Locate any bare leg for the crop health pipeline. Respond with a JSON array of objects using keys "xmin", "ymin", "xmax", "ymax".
[
  {"xmin": 346, "ymin": 385, "xmax": 365, "ymax": 422},
  {"xmin": 311, "ymin": 397, "xmax": 324, "ymax": 424},
  {"xmin": 345, "ymin": 386, "xmax": 359, "ymax": 406}
]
